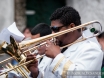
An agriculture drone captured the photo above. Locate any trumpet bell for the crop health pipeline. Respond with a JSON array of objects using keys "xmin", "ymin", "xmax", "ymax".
[
  {"xmin": 0, "ymin": 36, "xmax": 21, "ymax": 62},
  {"xmin": 10, "ymin": 36, "xmax": 19, "ymax": 51}
]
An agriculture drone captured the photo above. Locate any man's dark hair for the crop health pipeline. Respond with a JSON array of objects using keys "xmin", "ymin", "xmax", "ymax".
[
  {"xmin": 50, "ymin": 6, "xmax": 81, "ymax": 26},
  {"xmin": 31, "ymin": 23, "xmax": 52, "ymax": 37}
]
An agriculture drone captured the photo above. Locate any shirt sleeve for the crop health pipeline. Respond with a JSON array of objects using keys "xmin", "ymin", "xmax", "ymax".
[{"xmin": 49, "ymin": 47, "xmax": 103, "ymax": 78}]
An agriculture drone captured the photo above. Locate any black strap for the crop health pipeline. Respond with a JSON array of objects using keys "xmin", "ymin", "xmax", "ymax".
[
  {"xmin": 61, "ymin": 47, "xmax": 68, "ymax": 53},
  {"xmin": 39, "ymin": 57, "xmax": 43, "ymax": 64}
]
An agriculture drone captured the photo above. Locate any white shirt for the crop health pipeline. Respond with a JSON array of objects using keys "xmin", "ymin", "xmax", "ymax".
[
  {"xmin": 38, "ymin": 56, "xmax": 52, "ymax": 74},
  {"xmin": 36, "ymin": 29, "xmax": 103, "ymax": 78}
]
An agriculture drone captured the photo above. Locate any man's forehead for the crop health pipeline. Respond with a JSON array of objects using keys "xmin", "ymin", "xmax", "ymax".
[{"xmin": 51, "ymin": 20, "xmax": 63, "ymax": 26}]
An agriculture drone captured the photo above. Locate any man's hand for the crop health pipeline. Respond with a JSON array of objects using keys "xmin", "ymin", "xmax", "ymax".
[
  {"xmin": 45, "ymin": 40, "xmax": 61, "ymax": 58},
  {"xmin": 26, "ymin": 54, "xmax": 39, "ymax": 78}
]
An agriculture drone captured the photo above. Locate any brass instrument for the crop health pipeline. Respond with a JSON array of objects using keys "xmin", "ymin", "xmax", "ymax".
[
  {"xmin": 0, "ymin": 20, "xmax": 102, "ymax": 77},
  {"xmin": 0, "ymin": 42, "xmax": 30, "ymax": 78}
]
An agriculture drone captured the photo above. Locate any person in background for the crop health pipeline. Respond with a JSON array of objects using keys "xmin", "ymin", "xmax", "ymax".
[
  {"xmin": 30, "ymin": 23, "xmax": 52, "ymax": 72},
  {"xmin": 22, "ymin": 27, "xmax": 32, "ymax": 39},
  {"xmin": 31, "ymin": 23, "xmax": 52, "ymax": 40},
  {"xmin": 97, "ymin": 32, "xmax": 104, "ymax": 78},
  {"xmin": 31, "ymin": 23, "xmax": 52, "ymax": 54},
  {"xmin": 97, "ymin": 32, "xmax": 104, "ymax": 51}
]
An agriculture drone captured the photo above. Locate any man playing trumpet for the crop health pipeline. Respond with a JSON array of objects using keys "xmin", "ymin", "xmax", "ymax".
[{"xmin": 26, "ymin": 6, "xmax": 103, "ymax": 78}]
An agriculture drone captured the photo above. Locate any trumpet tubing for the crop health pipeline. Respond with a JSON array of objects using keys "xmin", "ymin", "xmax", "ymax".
[
  {"xmin": 0, "ymin": 54, "xmax": 45, "ymax": 76},
  {"xmin": 5, "ymin": 63, "xmax": 25, "ymax": 78},
  {"xmin": 0, "ymin": 20, "xmax": 102, "ymax": 77},
  {"xmin": 19, "ymin": 20, "xmax": 101, "ymax": 48},
  {"xmin": 2, "ymin": 63, "xmax": 29, "ymax": 78}
]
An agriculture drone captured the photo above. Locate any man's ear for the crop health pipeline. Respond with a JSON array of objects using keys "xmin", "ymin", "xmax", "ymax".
[
  {"xmin": 67, "ymin": 23, "xmax": 75, "ymax": 28},
  {"xmin": 70, "ymin": 23, "xmax": 75, "ymax": 28}
]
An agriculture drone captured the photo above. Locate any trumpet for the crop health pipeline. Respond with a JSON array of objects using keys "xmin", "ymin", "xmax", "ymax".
[
  {"xmin": 0, "ymin": 43, "xmax": 30, "ymax": 78},
  {"xmin": 0, "ymin": 20, "xmax": 102, "ymax": 77}
]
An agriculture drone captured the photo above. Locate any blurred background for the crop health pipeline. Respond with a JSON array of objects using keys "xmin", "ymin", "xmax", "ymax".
[
  {"xmin": 0, "ymin": 0, "xmax": 104, "ymax": 68},
  {"xmin": 0, "ymin": 0, "xmax": 104, "ymax": 32}
]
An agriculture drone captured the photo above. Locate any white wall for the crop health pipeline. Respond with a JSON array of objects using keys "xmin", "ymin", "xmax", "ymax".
[
  {"xmin": 0, "ymin": 0, "xmax": 14, "ymax": 31},
  {"xmin": 66, "ymin": 0, "xmax": 104, "ymax": 31}
]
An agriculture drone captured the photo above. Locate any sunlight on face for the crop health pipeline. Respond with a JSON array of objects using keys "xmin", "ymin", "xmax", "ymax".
[{"xmin": 31, "ymin": 33, "xmax": 40, "ymax": 39}]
